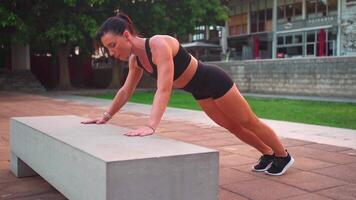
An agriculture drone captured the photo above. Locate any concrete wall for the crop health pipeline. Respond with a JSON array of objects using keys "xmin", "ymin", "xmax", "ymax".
[{"xmin": 209, "ymin": 56, "xmax": 356, "ymax": 98}]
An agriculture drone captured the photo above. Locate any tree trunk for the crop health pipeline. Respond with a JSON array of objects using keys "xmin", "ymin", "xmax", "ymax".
[
  {"xmin": 56, "ymin": 44, "xmax": 72, "ymax": 90},
  {"xmin": 108, "ymin": 58, "xmax": 121, "ymax": 89}
]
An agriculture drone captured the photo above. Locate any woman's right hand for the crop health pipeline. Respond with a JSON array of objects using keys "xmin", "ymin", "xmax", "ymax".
[
  {"xmin": 81, "ymin": 111, "xmax": 112, "ymax": 124},
  {"xmin": 81, "ymin": 117, "xmax": 108, "ymax": 124}
]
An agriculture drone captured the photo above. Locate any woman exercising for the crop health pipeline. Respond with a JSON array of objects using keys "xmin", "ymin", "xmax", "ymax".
[{"xmin": 82, "ymin": 13, "xmax": 294, "ymax": 176}]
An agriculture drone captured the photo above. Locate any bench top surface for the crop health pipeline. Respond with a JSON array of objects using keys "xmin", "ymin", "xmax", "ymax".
[{"xmin": 12, "ymin": 115, "xmax": 217, "ymax": 162}]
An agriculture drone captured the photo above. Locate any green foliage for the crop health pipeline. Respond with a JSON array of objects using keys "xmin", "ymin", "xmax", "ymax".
[
  {"xmin": 0, "ymin": 6, "xmax": 29, "ymax": 44},
  {"xmin": 115, "ymin": 0, "xmax": 228, "ymax": 37},
  {"xmin": 1, "ymin": 0, "xmax": 227, "ymax": 50}
]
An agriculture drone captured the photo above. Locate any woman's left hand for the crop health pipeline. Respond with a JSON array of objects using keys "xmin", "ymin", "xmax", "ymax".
[{"xmin": 124, "ymin": 126, "xmax": 154, "ymax": 137}]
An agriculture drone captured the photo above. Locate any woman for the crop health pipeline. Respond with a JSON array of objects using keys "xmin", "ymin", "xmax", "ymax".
[{"xmin": 82, "ymin": 13, "xmax": 294, "ymax": 176}]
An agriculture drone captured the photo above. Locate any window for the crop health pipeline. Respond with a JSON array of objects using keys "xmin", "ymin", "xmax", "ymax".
[
  {"xmin": 286, "ymin": 36, "xmax": 293, "ymax": 44},
  {"xmin": 328, "ymin": 0, "xmax": 337, "ymax": 13},
  {"xmin": 317, "ymin": 0, "xmax": 327, "ymax": 16},
  {"xmin": 266, "ymin": 8, "xmax": 273, "ymax": 20},
  {"xmin": 327, "ymin": 28, "xmax": 337, "ymax": 56},
  {"xmin": 250, "ymin": 0, "xmax": 272, "ymax": 33},
  {"xmin": 307, "ymin": 0, "xmax": 317, "ymax": 18},
  {"xmin": 294, "ymin": 34, "xmax": 302, "ymax": 43},
  {"xmin": 286, "ymin": 4, "xmax": 294, "ymax": 19},
  {"xmin": 229, "ymin": 13, "xmax": 248, "ymax": 36},
  {"xmin": 307, "ymin": 32, "xmax": 316, "ymax": 42},
  {"xmin": 278, "ymin": 0, "xmax": 304, "ymax": 21},
  {"xmin": 294, "ymin": 2, "xmax": 302, "ymax": 17},
  {"xmin": 277, "ymin": 33, "xmax": 304, "ymax": 58},
  {"xmin": 195, "ymin": 26, "xmax": 205, "ymax": 31},
  {"xmin": 192, "ymin": 33, "xmax": 204, "ymax": 41},
  {"xmin": 346, "ymin": 0, "xmax": 356, "ymax": 6},
  {"xmin": 307, "ymin": 44, "xmax": 315, "ymax": 55},
  {"xmin": 278, "ymin": 6, "xmax": 285, "ymax": 20},
  {"xmin": 278, "ymin": 36, "xmax": 284, "ymax": 45},
  {"xmin": 307, "ymin": 0, "xmax": 337, "ymax": 18}
]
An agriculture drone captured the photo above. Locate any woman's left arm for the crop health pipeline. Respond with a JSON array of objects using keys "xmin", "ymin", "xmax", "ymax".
[{"xmin": 125, "ymin": 37, "xmax": 174, "ymax": 136}]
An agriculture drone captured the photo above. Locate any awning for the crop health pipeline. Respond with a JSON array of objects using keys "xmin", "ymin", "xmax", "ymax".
[{"xmin": 181, "ymin": 41, "xmax": 221, "ymax": 49}]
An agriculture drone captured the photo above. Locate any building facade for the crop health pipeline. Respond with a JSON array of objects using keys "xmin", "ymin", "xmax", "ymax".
[{"xmin": 227, "ymin": 0, "xmax": 356, "ymax": 60}]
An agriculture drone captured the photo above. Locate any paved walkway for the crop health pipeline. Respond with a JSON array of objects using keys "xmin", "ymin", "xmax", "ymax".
[
  {"xmin": 45, "ymin": 93, "xmax": 356, "ymax": 149},
  {"xmin": 1, "ymin": 91, "xmax": 356, "ymax": 200}
]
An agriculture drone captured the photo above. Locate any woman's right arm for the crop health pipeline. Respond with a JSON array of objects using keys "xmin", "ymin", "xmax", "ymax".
[{"xmin": 81, "ymin": 55, "xmax": 143, "ymax": 124}]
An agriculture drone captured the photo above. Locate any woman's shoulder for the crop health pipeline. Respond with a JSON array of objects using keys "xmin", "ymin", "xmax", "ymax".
[{"xmin": 149, "ymin": 35, "xmax": 179, "ymax": 50}]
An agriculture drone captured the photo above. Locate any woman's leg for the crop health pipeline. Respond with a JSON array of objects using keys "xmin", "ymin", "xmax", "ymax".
[
  {"xmin": 197, "ymin": 98, "xmax": 274, "ymax": 155},
  {"xmin": 214, "ymin": 84, "xmax": 287, "ymax": 157}
]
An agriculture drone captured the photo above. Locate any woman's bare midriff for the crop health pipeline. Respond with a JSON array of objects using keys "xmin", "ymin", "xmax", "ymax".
[{"xmin": 173, "ymin": 55, "xmax": 198, "ymax": 89}]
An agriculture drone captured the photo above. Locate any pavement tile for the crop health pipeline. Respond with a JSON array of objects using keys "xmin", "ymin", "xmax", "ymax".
[
  {"xmin": 219, "ymin": 188, "xmax": 249, "ymax": 200},
  {"xmin": 222, "ymin": 178, "xmax": 307, "ymax": 200},
  {"xmin": 219, "ymin": 168, "xmax": 258, "ymax": 186},
  {"xmin": 0, "ymin": 135, "xmax": 9, "ymax": 145},
  {"xmin": 280, "ymin": 138, "xmax": 316, "ymax": 147},
  {"xmin": 288, "ymin": 146, "xmax": 356, "ymax": 164},
  {"xmin": 269, "ymin": 171, "xmax": 348, "ymax": 192},
  {"xmin": 6, "ymin": 190, "xmax": 67, "ymax": 200},
  {"xmin": 284, "ymin": 193, "xmax": 334, "ymax": 200},
  {"xmin": 190, "ymin": 138, "xmax": 242, "ymax": 148},
  {"xmin": 218, "ymin": 150, "xmax": 234, "ymax": 156},
  {"xmin": 0, "ymin": 169, "xmax": 23, "ymax": 184},
  {"xmin": 0, "ymin": 177, "xmax": 55, "ymax": 199},
  {"xmin": 172, "ymin": 133, "xmax": 217, "ymax": 143},
  {"xmin": 304, "ymin": 143, "xmax": 352, "ymax": 152},
  {"xmin": 219, "ymin": 154, "xmax": 257, "ymax": 168},
  {"xmin": 217, "ymin": 144, "xmax": 261, "ymax": 158},
  {"xmin": 312, "ymin": 162, "xmax": 356, "ymax": 183},
  {"xmin": 317, "ymin": 184, "xmax": 356, "ymax": 200},
  {"xmin": 339, "ymin": 149, "xmax": 356, "ymax": 157},
  {"xmin": 232, "ymin": 163, "xmax": 303, "ymax": 179},
  {"xmin": 292, "ymin": 157, "xmax": 338, "ymax": 171},
  {"xmin": 165, "ymin": 123, "xmax": 202, "ymax": 132},
  {"xmin": 194, "ymin": 131, "xmax": 239, "ymax": 141},
  {"xmin": 0, "ymin": 160, "xmax": 9, "ymax": 170},
  {"xmin": 0, "ymin": 146, "xmax": 10, "ymax": 161},
  {"xmin": 156, "ymin": 131, "xmax": 193, "ymax": 140}
]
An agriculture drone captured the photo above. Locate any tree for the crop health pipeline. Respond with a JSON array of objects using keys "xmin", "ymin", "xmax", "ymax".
[
  {"xmin": 2, "ymin": 0, "xmax": 227, "ymax": 90},
  {"xmin": 0, "ymin": 3, "xmax": 31, "ymax": 70},
  {"xmin": 33, "ymin": 0, "xmax": 106, "ymax": 89},
  {"xmin": 112, "ymin": 0, "xmax": 228, "ymax": 38}
]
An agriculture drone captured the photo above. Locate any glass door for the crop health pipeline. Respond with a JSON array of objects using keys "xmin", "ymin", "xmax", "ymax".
[{"xmin": 305, "ymin": 31, "xmax": 317, "ymax": 57}]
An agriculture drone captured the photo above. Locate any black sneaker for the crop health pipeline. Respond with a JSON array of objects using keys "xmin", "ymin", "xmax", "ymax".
[
  {"xmin": 265, "ymin": 152, "xmax": 294, "ymax": 176},
  {"xmin": 252, "ymin": 154, "xmax": 275, "ymax": 172}
]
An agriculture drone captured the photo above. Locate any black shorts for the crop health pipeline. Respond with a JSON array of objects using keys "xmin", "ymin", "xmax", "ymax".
[{"xmin": 182, "ymin": 62, "xmax": 234, "ymax": 100}]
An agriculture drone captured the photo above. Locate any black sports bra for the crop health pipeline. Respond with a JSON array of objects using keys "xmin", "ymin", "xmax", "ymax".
[{"xmin": 136, "ymin": 37, "xmax": 192, "ymax": 80}]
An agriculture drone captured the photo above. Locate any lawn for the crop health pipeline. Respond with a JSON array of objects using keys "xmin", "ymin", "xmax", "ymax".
[{"xmin": 94, "ymin": 90, "xmax": 356, "ymax": 130}]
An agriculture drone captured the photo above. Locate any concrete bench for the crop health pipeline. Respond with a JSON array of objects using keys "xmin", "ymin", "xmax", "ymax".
[{"xmin": 10, "ymin": 115, "xmax": 218, "ymax": 200}]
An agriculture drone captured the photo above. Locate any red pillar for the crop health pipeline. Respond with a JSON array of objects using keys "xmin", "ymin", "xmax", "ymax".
[{"xmin": 318, "ymin": 29, "xmax": 326, "ymax": 57}]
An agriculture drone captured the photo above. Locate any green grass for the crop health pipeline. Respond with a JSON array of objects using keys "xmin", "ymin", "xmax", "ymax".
[{"xmin": 94, "ymin": 91, "xmax": 356, "ymax": 130}]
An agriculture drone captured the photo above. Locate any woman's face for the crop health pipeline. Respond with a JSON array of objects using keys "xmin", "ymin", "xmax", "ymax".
[{"xmin": 101, "ymin": 31, "xmax": 132, "ymax": 61}]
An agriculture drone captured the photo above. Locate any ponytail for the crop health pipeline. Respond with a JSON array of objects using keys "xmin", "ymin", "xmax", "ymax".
[{"xmin": 96, "ymin": 12, "xmax": 137, "ymax": 42}]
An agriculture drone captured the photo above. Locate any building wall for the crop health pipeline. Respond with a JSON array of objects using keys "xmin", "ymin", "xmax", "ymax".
[
  {"xmin": 340, "ymin": 0, "xmax": 356, "ymax": 56},
  {"xmin": 209, "ymin": 56, "xmax": 356, "ymax": 98},
  {"xmin": 226, "ymin": 0, "xmax": 356, "ymax": 60}
]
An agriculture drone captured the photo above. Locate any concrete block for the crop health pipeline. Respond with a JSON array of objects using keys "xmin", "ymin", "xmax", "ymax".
[
  {"xmin": 10, "ymin": 115, "xmax": 219, "ymax": 200},
  {"xmin": 11, "ymin": 152, "xmax": 38, "ymax": 177}
]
